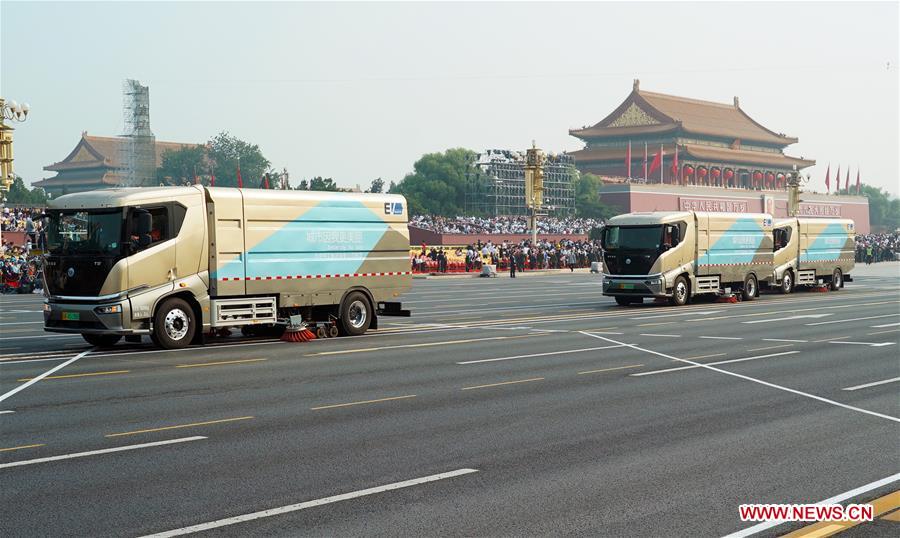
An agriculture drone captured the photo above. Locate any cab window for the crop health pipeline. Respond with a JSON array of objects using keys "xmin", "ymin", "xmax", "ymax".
[{"xmin": 774, "ymin": 227, "xmax": 792, "ymax": 250}]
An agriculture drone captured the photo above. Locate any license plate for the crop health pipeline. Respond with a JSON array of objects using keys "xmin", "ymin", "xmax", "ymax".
[
  {"xmin": 62, "ymin": 312, "xmax": 80, "ymax": 321},
  {"xmin": 621, "ymin": 283, "xmax": 634, "ymax": 290}
]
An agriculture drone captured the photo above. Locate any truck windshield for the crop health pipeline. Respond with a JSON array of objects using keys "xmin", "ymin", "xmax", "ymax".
[
  {"xmin": 46, "ymin": 209, "xmax": 124, "ymax": 256},
  {"xmin": 603, "ymin": 225, "xmax": 662, "ymax": 250}
]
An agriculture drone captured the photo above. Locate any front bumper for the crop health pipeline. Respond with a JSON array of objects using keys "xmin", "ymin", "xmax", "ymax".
[
  {"xmin": 43, "ymin": 299, "xmax": 150, "ymax": 335},
  {"xmin": 602, "ymin": 275, "xmax": 667, "ymax": 298}
]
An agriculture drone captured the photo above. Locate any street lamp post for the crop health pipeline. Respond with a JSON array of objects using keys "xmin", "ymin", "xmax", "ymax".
[{"xmin": 0, "ymin": 97, "xmax": 31, "ymax": 202}]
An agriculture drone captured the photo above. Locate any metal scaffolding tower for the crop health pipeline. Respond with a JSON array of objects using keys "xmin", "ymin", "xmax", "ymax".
[
  {"xmin": 120, "ymin": 79, "xmax": 156, "ymax": 187},
  {"xmin": 465, "ymin": 149, "xmax": 575, "ymax": 217}
]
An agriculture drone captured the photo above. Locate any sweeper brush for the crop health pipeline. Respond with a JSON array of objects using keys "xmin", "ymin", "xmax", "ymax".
[{"xmin": 281, "ymin": 315, "xmax": 317, "ymax": 343}]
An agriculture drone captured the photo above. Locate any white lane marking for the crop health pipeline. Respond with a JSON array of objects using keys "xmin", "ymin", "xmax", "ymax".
[
  {"xmin": 871, "ymin": 322, "xmax": 900, "ymax": 328},
  {"xmin": 699, "ymin": 336, "xmax": 742, "ymax": 340},
  {"xmin": 629, "ymin": 310, "xmax": 721, "ymax": 320},
  {"xmin": 0, "ymin": 321, "xmax": 44, "ymax": 326},
  {"xmin": 639, "ymin": 333, "xmax": 681, "ymax": 338},
  {"xmin": 723, "ymin": 472, "xmax": 900, "ymax": 537},
  {"xmin": 829, "ymin": 341, "xmax": 895, "ymax": 347},
  {"xmin": 457, "ymin": 345, "xmax": 623, "ymax": 365},
  {"xmin": 807, "ymin": 313, "xmax": 900, "ymax": 326},
  {"xmin": 843, "ymin": 377, "xmax": 900, "ymax": 391},
  {"xmin": 141, "ymin": 468, "xmax": 480, "ymax": 537},
  {"xmin": 630, "ymin": 351, "xmax": 800, "ymax": 377},
  {"xmin": 743, "ymin": 314, "xmax": 832, "ymax": 324},
  {"xmin": 762, "ymin": 338, "xmax": 808, "ymax": 343},
  {"xmin": 0, "ymin": 410, "xmax": 14, "ymax": 414},
  {"xmin": 0, "ymin": 334, "xmax": 79, "ymax": 342},
  {"xmin": 0, "ymin": 436, "xmax": 206, "ymax": 469},
  {"xmin": 0, "ymin": 348, "xmax": 93, "ymax": 404},
  {"xmin": 529, "ymin": 329, "xmax": 570, "ymax": 333},
  {"xmin": 579, "ymin": 332, "xmax": 900, "ymax": 424}
]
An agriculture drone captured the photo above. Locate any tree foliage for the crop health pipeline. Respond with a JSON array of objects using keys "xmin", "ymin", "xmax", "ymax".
[
  {"xmin": 392, "ymin": 148, "xmax": 474, "ymax": 216},
  {"xmin": 859, "ymin": 183, "xmax": 900, "ymax": 230},
  {"xmin": 309, "ymin": 177, "xmax": 340, "ymax": 191},
  {"xmin": 207, "ymin": 132, "xmax": 271, "ymax": 188},
  {"xmin": 157, "ymin": 145, "xmax": 207, "ymax": 185},
  {"xmin": 368, "ymin": 177, "xmax": 384, "ymax": 194},
  {"xmin": 573, "ymin": 171, "xmax": 617, "ymax": 219},
  {"xmin": 3, "ymin": 176, "xmax": 48, "ymax": 205}
]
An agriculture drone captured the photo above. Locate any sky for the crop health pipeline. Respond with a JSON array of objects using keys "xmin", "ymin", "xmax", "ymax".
[{"xmin": 2, "ymin": 1, "xmax": 898, "ymax": 195}]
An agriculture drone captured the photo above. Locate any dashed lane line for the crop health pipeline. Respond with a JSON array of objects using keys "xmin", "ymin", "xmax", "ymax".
[
  {"xmin": 829, "ymin": 341, "xmax": 895, "ymax": 347},
  {"xmin": 699, "ymin": 336, "xmax": 742, "ymax": 340},
  {"xmin": 0, "ymin": 443, "xmax": 45, "ymax": 453},
  {"xmin": 310, "ymin": 395, "xmax": 416, "ymax": 411},
  {"xmin": 577, "ymin": 364, "xmax": 644, "ymax": 375},
  {"xmin": 175, "ymin": 359, "xmax": 268, "ymax": 368},
  {"xmin": 105, "ymin": 417, "xmax": 254, "ymax": 438},
  {"xmin": 461, "ymin": 377, "xmax": 544, "ymax": 391},
  {"xmin": 806, "ymin": 313, "xmax": 900, "ymax": 326},
  {"xmin": 872, "ymin": 322, "xmax": 900, "ymax": 328},
  {"xmin": 0, "ymin": 349, "xmax": 93, "ymax": 404},
  {"xmin": 745, "ymin": 344, "xmax": 794, "ymax": 352},
  {"xmin": 0, "ymin": 437, "xmax": 207, "ymax": 470},
  {"xmin": 580, "ymin": 332, "xmax": 900, "ymax": 424},
  {"xmin": 763, "ymin": 338, "xmax": 808, "ymax": 343},
  {"xmin": 456, "ymin": 345, "xmax": 623, "ymax": 365},
  {"xmin": 630, "ymin": 351, "xmax": 800, "ymax": 377},
  {"xmin": 843, "ymin": 377, "xmax": 900, "ymax": 391},
  {"xmin": 639, "ymin": 333, "xmax": 681, "ymax": 338},
  {"xmin": 16, "ymin": 370, "xmax": 129, "ymax": 382},
  {"xmin": 305, "ymin": 334, "xmax": 537, "ymax": 357},
  {"xmin": 140, "ymin": 468, "xmax": 479, "ymax": 538}
]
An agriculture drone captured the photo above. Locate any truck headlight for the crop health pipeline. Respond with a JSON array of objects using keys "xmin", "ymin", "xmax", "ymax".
[
  {"xmin": 94, "ymin": 305, "xmax": 122, "ymax": 315},
  {"xmin": 43, "ymin": 303, "xmax": 51, "ymax": 313}
]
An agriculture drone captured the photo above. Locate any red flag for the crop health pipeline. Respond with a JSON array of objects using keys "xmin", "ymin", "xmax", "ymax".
[
  {"xmin": 625, "ymin": 141, "xmax": 632, "ymax": 178},
  {"xmin": 194, "ymin": 174, "xmax": 200, "ymax": 185},
  {"xmin": 824, "ymin": 164, "xmax": 830, "ymax": 192},
  {"xmin": 833, "ymin": 165, "xmax": 840, "ymax": 194},
  {"xmin": 236, "ymin": 162, "xmax": 243, "ymax": 188},
  {"xmin": 648, "ymin": 146, "xmax": 662, "ymax": 178},
  {"xmin": 671, "ymin": 145, "xmax": 679, "ymax": 184},
  {"xmin": 845, "ymin": 167, "xmax": 850, "ymax": 193},
  {"xmin": 855, "ymin": 169, "xmax": 860, "ymax": 194},
  {"xmin": 263, "ymin": 174, "xmax": 270, "ymax": 189},
  {"xmin": 210, "ymin": 173, "xmax": 216, "ymax": 187},
  {"xmin": 642, "ymin": 142, "xmax": 648, "ymax": 181}
]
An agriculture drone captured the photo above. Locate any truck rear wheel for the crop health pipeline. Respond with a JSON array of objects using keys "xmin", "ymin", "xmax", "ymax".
[
  {"xmin": 82, "ymin": 334, "xmax": 122, "ymax": 348},
  {"xmin": 830, "ymin": 269, "xmax": 843, "ymax": 291},
  {"xmin": 153, "ymin": 297, "xmax": 196, "ymax": 349},
  {"xmin": 742, "ymin": 274, "xmax": 758, "ymax": 301},
  {"xmin": 780, "ymin": 270, "xmax": 794, "ymax": 294},
  {"xmin": 670, "ymin": 276, "xmax": 690, "ymax": 306},
  {"xmin": 339, "ymin": 292, "xmax": 371, "ymax": 336}
]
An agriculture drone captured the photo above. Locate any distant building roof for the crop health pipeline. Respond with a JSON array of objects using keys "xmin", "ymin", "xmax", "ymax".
[{"xmin": 570, "ymin": 80, "xmax": 797, "ymax": 146}]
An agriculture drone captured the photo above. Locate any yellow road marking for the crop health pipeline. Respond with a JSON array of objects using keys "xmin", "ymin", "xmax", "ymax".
[
  {"xmin": 882, "ymin": 509, "xmax": 900, "ymax": 521},
  {"xmin": 305, "ymin": 334, "xmax": 536, "ymax": 357},
  {"xmin": 17, "ymin": 370, "xmax": 130, "ymax": 382},
  {"xmin": 746, "ymin": 344, "xmax": 794, "ymax": 352},
  {"xmin": 683, "ymin": 353, "xmax": 728, "ymax": 361},
  {"xmin": 637, "ymin": 321, "xmax": 675, "ymax": 327},
  {"xmin": 105, "ymin": 416, "xmax": 254, "ymax": 438},
  {"xmin": 461, "ymin": 377, "xmax": 544, "ymax": 391},
  {"xmin": 868, "ymin": 328, "xmax": 900, "ymax": 336},
  {"xmin": 580, "ymin": 328, "xmax": 619, "ymax": 333},
  {"xmin": 176, "ymin": 358, "xmax": 268, "ymax": 368},
  {"xmin": 813, "ymin": 335, "xmax": 847, "ymax": 343},
  {"xmin": 782, "ymin": 490, "xmax": 900, "ymax": 538},
  {"xmin": 0, "ymin": 443, "xmax": 45, "ymax": 452},
  {"xmin": 311, "ymin": 395, "xmax": 416, "ymax": 410},
  {"xmin": 578, "ymin": 364, "xmax": 644, "ymax": 375}
]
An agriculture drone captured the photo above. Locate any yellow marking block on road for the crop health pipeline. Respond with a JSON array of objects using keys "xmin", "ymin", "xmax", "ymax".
[
  {"xmin": 176, "ymin": 358, "xmax": 268, "ymax": 368},
  {"xmin": 105, "ymin": 416, "xmax": 254, "ymax": 438},
  {"xmin": 0, "ymin": 443, "xmax": 45, "ymax": 452},
  {"xmin": 311, "ymin": 395, "xmax": 417, "ymax": 410},
  {"xmin": 747, "ymin": 344, "xmax": 795, "ymax": 352},
  {"xmin": 17, "ymin": 370, "xmax": 130, "ymax": 382},
  {"xmin": 781, "ymin": 490, "xmax": 900, "ymax": 538},
  {"xmin": 461, "ymin": 377, "xmax": 544, "ymax": 391}
]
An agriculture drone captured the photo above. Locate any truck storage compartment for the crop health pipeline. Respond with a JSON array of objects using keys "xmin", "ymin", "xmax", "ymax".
[{"xmin": 211, "ymin": 297, "xmax": 277, "ymax": 327}]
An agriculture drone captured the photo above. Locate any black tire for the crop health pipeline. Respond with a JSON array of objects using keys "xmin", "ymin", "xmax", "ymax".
[
  {"xmin": 830, "ymin": 269, "xmax": 843, "ymax": 291},
  {"xmin": 81, "ymin": 333, "xmax": 122, "ymax": 348},
  {"xmin": 742, "ymin": 274, "xmax": 758, "ymax": 301},
  {"xmin": 670, "ymin": 276, "xmax": 690, "ymax": 306},
  {"xmin": 614, "ymin": 296, "xmax": 633, "ymax": 306},
  {"xmin": 339, "ymin": 291, "xmax": 371, "ymax": 336},
  {"xmin": 152, "ymin": 297, "xmax": 196, "ymax": 349},
  {"xmin": 780, "ymin": 270, "xmax": 794, "ymax": 294}
]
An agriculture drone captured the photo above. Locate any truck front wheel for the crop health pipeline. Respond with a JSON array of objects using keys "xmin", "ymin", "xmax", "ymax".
[
  {"xmin": 153, "ymin": 297, "xmax": 196, "ymax": 349},
  {"xmin": 82, "ymin": 334, "xmax": 122, "ymax": 348},
  {"xmin": 340, "ymin": 292, "xmax": 372, "ymax": 336},
  {"xmin": 830, "ymin": 269, "xmax": 843, "ymax": 291},
  {"xmin": 742, "ymin": 274, "xmax": 758, "ymax": 301},
  {"xmin": 670, "ymin": 276, "xmax": 690, "ymax": 306},
  {"xmin": 780, "ymin": 270, "xmax": 794, "ymax": 294}
]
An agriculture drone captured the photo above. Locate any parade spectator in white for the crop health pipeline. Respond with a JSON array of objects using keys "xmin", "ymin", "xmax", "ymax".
[
  {"xmin": 409, "ymin": 215, "xmax": 604, "ymax": 235},
  {"xmin": 855, "ymin": 231, "xmax": 900, "ymax": 263}
]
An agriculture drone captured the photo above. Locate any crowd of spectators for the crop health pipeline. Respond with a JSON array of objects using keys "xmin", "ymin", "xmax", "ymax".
[
  {"xmin": 412, "ymin": 238, "xmax": 602, "ymax": 274},
  {"xmin": 1, "ymin": 241, "xmax": 42, "ymax": 294},
  {"xmin": 856, "ymin": 232, "xmax": 900, "ymax": 264},
  {"xmin": 1, "ymin": 206, "xmax": 47, "ymax": 249},
  {"xmin": 410, "ymin": 215, "xmax": 604, "ymax": 235}
]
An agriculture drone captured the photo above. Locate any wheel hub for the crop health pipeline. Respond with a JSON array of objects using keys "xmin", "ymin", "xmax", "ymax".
[
  {"xmin": 348, "ymin": 300, "xmax": 367, "ymax": 329},
  {"xmin": 164, "ymin": 308, "xmax": 189, "ymax": 341}
]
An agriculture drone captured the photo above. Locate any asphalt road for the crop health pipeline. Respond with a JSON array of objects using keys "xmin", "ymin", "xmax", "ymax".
[{"xmin": 1, "ymin": 265, "xmax": 899, "ymax": 537}]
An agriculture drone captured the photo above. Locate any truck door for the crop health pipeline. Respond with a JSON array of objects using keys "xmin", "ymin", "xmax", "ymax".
[{"xmin": 126, "ymin": 205, "xmax": 177, "ymax": 292}]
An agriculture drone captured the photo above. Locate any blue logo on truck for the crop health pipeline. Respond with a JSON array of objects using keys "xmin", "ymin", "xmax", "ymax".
[{"xmin": 384, "ymin": 202, "xmax": 403, "ymax": 215}]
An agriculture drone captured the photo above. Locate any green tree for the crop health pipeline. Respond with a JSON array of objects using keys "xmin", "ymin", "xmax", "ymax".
[
  {"xmin": 387, "ymin": 180, "xmax": 397, "ymax": 193},
  {"xmin": 368, "ymin": 177, "xmax": 384, "ymax": 193},
  {"xmin": 309, "ymin": 176, "xmax": 339, "ymax": 191},
  {"xmin": 157, "ymin": 145, "xmax": 207, "ymax": 185},
  {"xmin": 207, "ymin": 131, "xmax": 270, "ymax": 188},
  {"xmin": 3, "ymin": 176, "xmax": 48, "ymax": 205},
  {"xmin": 393, "ymin": 148, "xmax": 474, "ymax": 215},
  {"xmin": 573, "ymin": 171, "xmax": 617, "ymax": 219},
  {"xmin": 295, "ymin": 178, "xmax": 310, "ymax": 190},
  {"xmin": 859, "ymin": 183, "xmax": 900, "ymax": 230}
]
